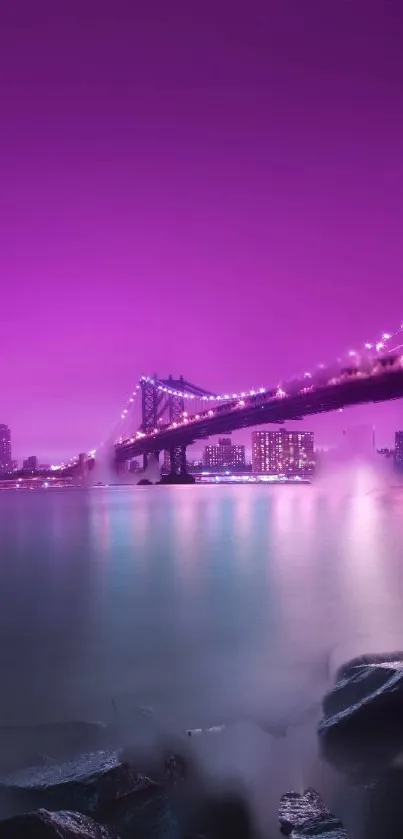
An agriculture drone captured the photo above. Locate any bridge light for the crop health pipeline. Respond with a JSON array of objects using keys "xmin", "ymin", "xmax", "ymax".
[
  {"xmin": 376, "ymin": 341, "xmax": 384, "ymax": 351},
  {"xmin": 348, "ymin": 350, "xmax": 356, "ymax": 357},
  {"xmin": 250, "ymin": 389, "xmax": 256, "ymax": 395},
  {"xmin": 364, "ymin": 343, "xmax": 372, "ymax": 350},
  {"xmin": 382, "ymin": 332, "xmax": 391, "ymax": 341},
  {"xmin": 241, "ymin": 391, "xmax": 246, "ymax": 397},
  {"xmin": 304, "ymin": 372, "xmax": 312, "ymax": 378},
  {"xmin": 259, "ymin": 387, "xmax": 265, "ymax": 393}
]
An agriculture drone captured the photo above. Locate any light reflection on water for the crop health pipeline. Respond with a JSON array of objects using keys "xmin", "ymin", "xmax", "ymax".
[{"xmin": 1, "ymin": 467, "xmax": 403, "ymax": 832}]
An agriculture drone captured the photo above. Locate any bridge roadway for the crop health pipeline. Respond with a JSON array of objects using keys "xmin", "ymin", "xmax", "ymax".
[{"xmin": 116, "ymin": 367, "xmax": 403, "ymax": 462}]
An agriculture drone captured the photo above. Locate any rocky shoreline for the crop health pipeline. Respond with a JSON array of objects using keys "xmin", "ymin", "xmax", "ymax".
[{"xmin": 4, "ymin": 652, "xmax": 403, "ymax": 837}]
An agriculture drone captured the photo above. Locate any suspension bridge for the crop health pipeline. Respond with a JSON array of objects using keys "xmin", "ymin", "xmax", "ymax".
[{"xmin": 57, "ymin": 326, "xmax": 403, "ymax": 480}]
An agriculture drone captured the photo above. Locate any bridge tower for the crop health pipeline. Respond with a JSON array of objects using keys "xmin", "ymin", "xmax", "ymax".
[
  {"xmin": 140, "ymin": 374, "xmax": 188, "ymax": 475},
  {"xmin": 140, "ymin": 374, "xmax": 161, "ymax": 469},
  {"xmin": 166, "ymin": 375, "xmax": 186, "ymax": 476}
]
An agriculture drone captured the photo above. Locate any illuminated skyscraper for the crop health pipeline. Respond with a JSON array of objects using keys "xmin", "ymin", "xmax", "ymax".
[
  {"xmin": 0, "ymin": 424, "xmax": 11, "ymax": 473},
  {"xmin": 203, "ymin": 437, "xmax": 246, "ymax": 469},
  {"xmin": 252, "ymin": 429, "xmax": 315, "ymax": 475}
]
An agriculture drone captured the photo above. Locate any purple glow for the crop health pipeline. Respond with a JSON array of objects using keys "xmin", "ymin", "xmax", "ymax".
[{"xmin": 1, "ymin": 2, "xmax": 403, "ymax": 460}]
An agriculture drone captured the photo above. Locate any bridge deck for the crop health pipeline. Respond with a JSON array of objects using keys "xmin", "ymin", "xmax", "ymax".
[{"xmin": 116, "ymin": 368, "xmax": 403, "ymax": 461}]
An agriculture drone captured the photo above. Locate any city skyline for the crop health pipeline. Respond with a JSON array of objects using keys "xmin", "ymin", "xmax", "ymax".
[
  {"xmin": 5, "ymin": 418, "xmax": 403, "ymax": 477},
  {"xmin": 1, "ymin": 2, "xmax": 403, "ymax": 460}
]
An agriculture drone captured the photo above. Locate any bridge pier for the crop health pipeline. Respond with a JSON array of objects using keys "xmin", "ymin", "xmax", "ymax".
[
  {"xmin": 168, "ymin": 447, "xmax": 182, "ymax": 477},
  {"xmin": 169, "ymin": 445, "xmax": 188, "ymax": 476},
  {"xmin": 179, "ymin": 445, "xmax": 187, "ymax": 475},
  {"xmin": 160, "ymin": 444, "xmax": 194, "ymax": 484}
]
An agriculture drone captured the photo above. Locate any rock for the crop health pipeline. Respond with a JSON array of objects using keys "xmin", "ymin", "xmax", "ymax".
[
  {"xmin": 0, "ymin": 808, "xmax": 114, "ymax": 838},
  {"xmin": 319, "ymin": 653, "xmax": 403, "ymax": 776},
  {"xmin": 279, "ymin": 788, "xmax": 328, "ymax": 834},
  {"xmin": 184, "ymin": 792, "xmax": 257, "ymax": 839},
  {"xmin": 0, "ymin": 722, "xmax": 112, "ymax": 773},
  {"xmin": 279, "ymin": 789, "xmax": 347, "ymax": 837},
  {"xmin": 158, "ymin": 474, "xmax": 195, "ymax": 485},
  {"xmin": 320, "ymin": 653, "xmax": 403, "ymax": 733},
  {"xmin": 164, "ymin": 753, "xmax": 188, "ymax": 786},
  {"xmin": 102, "ymin": 789, "xmax": 179, "ymax": 839},
  {"xmin": 0, "ymin": 749, "xmax": 159, "ymax": 815}
]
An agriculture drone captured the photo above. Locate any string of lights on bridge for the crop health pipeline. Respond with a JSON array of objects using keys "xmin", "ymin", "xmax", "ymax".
[
  {"xmin": 52, "ymin": 323, "xmax": 403, "ymax": 470},
  {"xmin": 108, "ymin": 325, "xmax": 403, "ymax": 448},
  {"xmin": 136, "ymin": 329, "xmax": 400, "ymax": 404}
]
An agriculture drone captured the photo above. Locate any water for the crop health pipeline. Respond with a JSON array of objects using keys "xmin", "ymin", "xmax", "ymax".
[{"xmin": 2, "ymin": 464, "xmax": 403, "ymax": 833}]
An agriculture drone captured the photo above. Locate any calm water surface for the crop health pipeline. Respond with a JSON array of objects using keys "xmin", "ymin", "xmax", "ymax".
[{"xmin": 1, "ymin": 464, "xmax": 403, "ymax": 833}]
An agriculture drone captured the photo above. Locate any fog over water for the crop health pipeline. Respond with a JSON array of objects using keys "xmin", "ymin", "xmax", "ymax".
[{"xmin": 1, "ymin": 458, "xmax": 403, "ymax": 833}]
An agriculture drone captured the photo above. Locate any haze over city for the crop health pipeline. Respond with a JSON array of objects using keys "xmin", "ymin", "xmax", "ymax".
[
  {"xmin": 1, "ymin": 1, "xmax": 403, "ymax": 462},
  {"xmin": 4, "ymin": 5, "xmax": 403, "ymax": 839}
]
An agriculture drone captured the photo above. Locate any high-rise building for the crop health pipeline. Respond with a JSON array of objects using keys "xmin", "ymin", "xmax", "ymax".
[
  {"xmin": 203, "ymin": 437, "xmax": 246, "ymax": 469},
  {"xmin": 22, "ymin": 456, "xmax": 38, "ymax": 473},
  {"xmin": 252, "ymin": 429, "xmax": 315, "ymax": 475},
  {"xmin": 0, "ymin": 424, "xmax": 11, "ymax": 473},
  {"xmin": 394, "ymin": 431, "xmax": 403, "ymax": 470}
]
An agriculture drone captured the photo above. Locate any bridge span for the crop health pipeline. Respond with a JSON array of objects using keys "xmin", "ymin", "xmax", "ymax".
[
  {"xmin": 115, "ymin": 357, "xmax": 403, "ymax": 471},
  {"xmin": 52, "ymin": 331, "xmax": 403, "ymax": 478}
]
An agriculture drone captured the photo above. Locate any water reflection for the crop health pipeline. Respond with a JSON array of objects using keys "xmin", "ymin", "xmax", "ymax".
[{"xmin": 1, "ymin": 470, "xmax": 403, "ymax": 832}]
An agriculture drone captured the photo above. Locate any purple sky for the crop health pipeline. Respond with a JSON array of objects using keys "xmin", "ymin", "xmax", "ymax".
[{"xmin": 1, "ymin": 1, "xmax": 403, "ymax": 461}]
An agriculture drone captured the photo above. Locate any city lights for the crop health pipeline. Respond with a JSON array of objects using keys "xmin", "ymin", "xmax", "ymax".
[{"xmin": 47, "ymin": 322, "xmax": 403, "ymax": 472}]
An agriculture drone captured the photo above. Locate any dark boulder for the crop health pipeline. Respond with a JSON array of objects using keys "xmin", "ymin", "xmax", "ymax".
[
  {"xmin": 102, "ymin": 789, "xmax": 179, "ymax": 839},
  {"xmin": 320, "ymin": 653, "xmax": 403, "ymax": 733},
  {"xmin": 184, "ymin": 792, "xmax": 257, "ymax": 839},
  {"xmin": 0, "ymin": 808, "xmax": 114, "ymax": 839},
  {"xmin": 158, "ymin": 474, "xmax": 195, "ymax": 485},
  {"xmin": 319, "ymin": 653, "xmax": 403, "ymax": 776},
  {"xmin": 279, "ymin": 788, "xmax": 347, "ymax": 838},
  {"xmin": 0, "ymin": 722, "xmax": 112, "ymax": 773},
  {"xmin": 164, "ymin": 753, "xmax": 188, "ymax": 786},
  {"xmin": 0, "ymin": 749, "xmax": 159, "ymax": 816}
]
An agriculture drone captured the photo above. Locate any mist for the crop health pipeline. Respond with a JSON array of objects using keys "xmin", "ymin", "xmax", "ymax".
[{"xmin": 86, "ymin": 443, "xmax": 161, "ymax": 486}]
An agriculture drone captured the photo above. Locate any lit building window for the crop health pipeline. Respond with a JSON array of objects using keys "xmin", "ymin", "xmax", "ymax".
[{"xmin": 251, "ymin": 429, "xmax": 315, "ymax": 476}]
